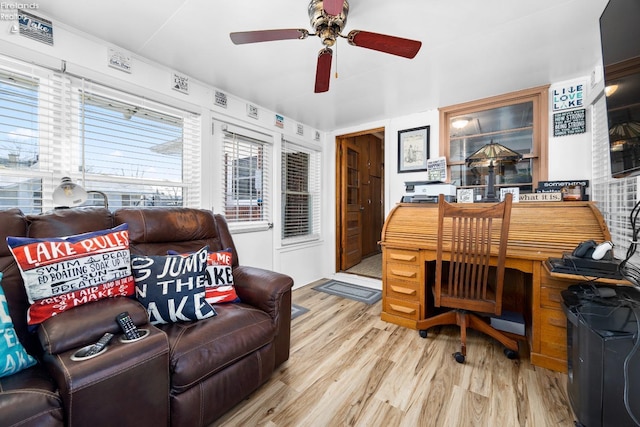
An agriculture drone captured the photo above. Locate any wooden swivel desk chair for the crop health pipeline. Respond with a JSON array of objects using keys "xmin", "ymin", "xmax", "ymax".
[{"xmin": 417, "ymin": 193, "xmax": 519, "ymax": 363}]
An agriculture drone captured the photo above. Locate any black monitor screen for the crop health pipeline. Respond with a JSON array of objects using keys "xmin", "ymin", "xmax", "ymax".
[{"xmin": 600, "ymin": 0, "xmax": 640, "ymax": 178}]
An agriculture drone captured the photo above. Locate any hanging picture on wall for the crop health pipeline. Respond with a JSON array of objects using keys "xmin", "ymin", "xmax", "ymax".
[
  {"xmin": 172, "ymin": 73, "xmax": 189, "ymax": 94},
  {"xmin": 18, "ymin": 10, "xmax": 53, "ymax": 46},
  {"xmin": 108, "ymin": 47, "xmax": 132, "ymax": 73},
  {"xmin": 398, "ymin": 125, "xmax": 430, "ymax": 173}
]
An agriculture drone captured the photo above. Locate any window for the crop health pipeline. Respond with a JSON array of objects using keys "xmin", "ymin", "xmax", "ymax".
[
  {"xmin": 281, "ymin": 139, "xmax": 321, "ymax": 243},
  {"xmin": 222, "ymin": 126, "xmax": 271, "ymax": 226},
  {"xmin": 0, "ymin": 55, "xmax": 201, "ymax": 212},
  {"xmin": 0, "ymin": 66, "xmax": 50, "ymax": 213},
  {"xmin": 77, "ymin": 89, "xmax": 200, "ymax": 208},
  {"xmin": 440, "ymin": 86, "xmax": 549, "ymax": 200}
]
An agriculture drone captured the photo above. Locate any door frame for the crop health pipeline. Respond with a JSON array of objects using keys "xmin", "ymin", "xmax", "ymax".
[{"xmin": 335, "ymin": 126, "xmax": 385, "ymax": 272}]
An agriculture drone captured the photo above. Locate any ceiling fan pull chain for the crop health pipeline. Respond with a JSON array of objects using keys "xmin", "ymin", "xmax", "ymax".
[{"xmin": 335, "ymin": 41, "xmax": 339, "ymax": 79}]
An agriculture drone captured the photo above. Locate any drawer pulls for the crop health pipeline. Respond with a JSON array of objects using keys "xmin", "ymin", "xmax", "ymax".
[
  {"xmin": 389, "ymin": 304, "xmax": 416, "ymax": 315},
  {"xmin": 547, "ymin": 317, "xmax": 566, "ymax": 328},
  {"xmin": 389, "ymin": 253, "xmax": 417, "ymax": 262},
  {"xmin": 390, "ymin": 269, "xmax": 417, "ymax": 279},
  {"xmin": 547, "ymin": 293, "xmax": 562, "ymax": 303},
  {"xmin": 390, "ymin": 285, "xmax": 416, "ymax": 296}
]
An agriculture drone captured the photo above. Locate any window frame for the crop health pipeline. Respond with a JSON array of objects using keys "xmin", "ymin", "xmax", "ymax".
[
  {"xmin": 221, "ymin": 124, "xmax": 272, "ymax": 231},
  {"xmin": 281, "ymin": 138, "xmax": 321, "ymax": 245},
  {"xmin": 0, "ymin": 55, "xmax": 202, "ymax": 212},
  {"xmin": 439, "ymin": 85, "xmax": 549, "ymax": 196}
]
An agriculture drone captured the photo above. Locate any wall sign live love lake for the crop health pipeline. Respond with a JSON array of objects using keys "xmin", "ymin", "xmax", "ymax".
[{"xmin": 552, "ymin": 83, "xmax": 584, "ymax": 111}]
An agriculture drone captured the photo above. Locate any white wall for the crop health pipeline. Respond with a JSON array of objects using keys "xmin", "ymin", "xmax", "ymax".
[
  {"xmin": 0, "ymin": 17, "xmax": 598, "ymax": 290},
  {"xmin": 547, "ymin": 78, "xmax": 594, "ymax": 183},
  {"xmin": 0, "ymin": 18, "xmax": 326, "ymax": 286}
]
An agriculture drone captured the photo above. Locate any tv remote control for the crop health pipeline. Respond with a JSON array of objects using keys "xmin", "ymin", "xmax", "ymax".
[
  {"xmin": 116, "ymin": 311, "xmax": 141, "ymax": 340},
  {"xmin": 83, "ymin": 332, "xmax": 114, "ymax": 357}
]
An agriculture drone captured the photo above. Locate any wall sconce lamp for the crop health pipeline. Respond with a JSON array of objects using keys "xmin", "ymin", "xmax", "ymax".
[
  {"xmin": 466, "ymin": 141, "xmax": 522, "ymax": 202},
  {"xmin": 52, "ymin": 177, "xmax": 109, "ymax": 209}
]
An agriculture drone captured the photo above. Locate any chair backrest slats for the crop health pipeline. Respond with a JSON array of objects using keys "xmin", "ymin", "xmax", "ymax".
[{"xmin": 435, "ymin": 193, "xmax": 513, "ymax": 315}]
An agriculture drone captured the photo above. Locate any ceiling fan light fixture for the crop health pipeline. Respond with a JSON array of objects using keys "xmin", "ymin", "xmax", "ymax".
[{"xmin": 318, "ymin": 26, "xmax": 337, "ymax": 46}]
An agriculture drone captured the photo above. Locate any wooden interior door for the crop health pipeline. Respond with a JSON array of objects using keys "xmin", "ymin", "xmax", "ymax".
[
  {"xmin": 340, "ymin": 139, "xmax": 362, "ymax": 270},
  {"xmin": 360, "ymin": 134, "xmax": 383, "ymax": 257},
  {"xmin": 336, "ymin": 129, "xmax": 384, "ymax": 272}
]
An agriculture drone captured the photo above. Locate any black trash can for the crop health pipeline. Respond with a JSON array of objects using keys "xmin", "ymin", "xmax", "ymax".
[{"xmin": 561, "ymin": 285, "xmax": 640, "ymax": 427}]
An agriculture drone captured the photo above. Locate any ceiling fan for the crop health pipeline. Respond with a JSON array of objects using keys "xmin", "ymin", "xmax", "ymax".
[{"xmin": 230, "ymin": 0, "xmax": 422, "ymax": 93}]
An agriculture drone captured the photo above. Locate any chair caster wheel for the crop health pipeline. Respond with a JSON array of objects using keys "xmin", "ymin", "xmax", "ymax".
[
  {"xmin": 504, "ymin": 348, "xmax": 518, "ymax": 359},
  {"xmin": 453, "ymin": 352, "xmax": 465, "ymax": 363},
  {"xmin": 419, "ymin": 330, "xmax": 428, "ymax": 338}
]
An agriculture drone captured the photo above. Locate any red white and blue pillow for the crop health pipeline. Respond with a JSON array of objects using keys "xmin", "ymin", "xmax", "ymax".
[
  {"xmin": 168, "ymin": 248, "xmax": 239, "ymax": 304},
  {"xmin": 7, "ymin": 224, "xmax": 135, "ymax": 325}
]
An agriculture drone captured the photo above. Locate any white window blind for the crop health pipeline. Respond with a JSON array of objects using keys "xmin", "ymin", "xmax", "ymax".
[
  {"xmin": 0, "ymin": 58, "xmax": 71, "ymax": 213},
  {"xmin": 0, "ymin": 54, "xmax": 201, "ymax": 212},
  {"xmin": 281, "ymin": 138, "xmax": 321, "ymax": 243},
  {"xmin": 77, "ymin": 83, "xmax": 202, "ymax": 208},
  {"xmin": 221, "ymin": 124, "xmax": 271, "ymax": 227},
  {"xmin": 591, "ymin": 95, "xmax": 640, "ymax": 267}
]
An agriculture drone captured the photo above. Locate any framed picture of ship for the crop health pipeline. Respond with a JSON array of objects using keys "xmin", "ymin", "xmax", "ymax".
[{"xmin": 398, "ymin": 125, "xmax": 430, "ymax": 173}]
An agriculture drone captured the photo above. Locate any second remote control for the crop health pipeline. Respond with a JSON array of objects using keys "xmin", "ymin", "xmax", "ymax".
[
  {"xmin": 116, "ymin": 311, "xmax": 141, "ymax": 340},
  {"xmin": 83, "ymin": 332, "xmax": 114, "ymax": 357}
]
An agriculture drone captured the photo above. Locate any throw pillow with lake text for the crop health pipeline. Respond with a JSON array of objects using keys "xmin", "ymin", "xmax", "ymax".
[
  {"xmin": 1, "ymin": 272, "xmax": 37, "ymax": 377},
  {"xmin": 131, "ymin": 246, "xmax": 216, "ymax": 325},
  {"xmin": 7, "ymin": 224, "xmax": 134, "ymax": 325}
]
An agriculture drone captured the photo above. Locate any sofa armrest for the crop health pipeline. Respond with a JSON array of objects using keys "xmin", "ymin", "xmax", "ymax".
[
  {"xmin": 233, "ymin": 266, "xmax": 293, "ymax": 367},
  {"xmin": 232, "ymin": 266, "xmax": 293, "ymax": 319},
  {"xmin": 38, "ymin": 297, "xmax": 148, "ymax": 355}
]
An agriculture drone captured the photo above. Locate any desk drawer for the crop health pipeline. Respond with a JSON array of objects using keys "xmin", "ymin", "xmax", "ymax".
[
  {"xmin": 539, "ymin": 308, "xmax": 568, "ymax": 360},
  {"xmin": 540, "ymin": 286, "xmax": 564, "ymax": 310},
  {"xmin": 383, "ymin": 297, "xmax": 421, "ymax": 321},
  {"xmin": 386, "ymin": 262, "xmax": 420, "ymax": 284},
  {"xmin": 385, "ymin": 248, "xmax": 420, "ymax": 264},
  {"xmin": 386, "ymin": 279, "xmax": 421, "ymax": 300}
]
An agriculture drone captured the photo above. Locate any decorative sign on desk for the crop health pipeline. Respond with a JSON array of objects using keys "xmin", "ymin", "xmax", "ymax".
[
  {"xmin": 500, "ymin": 187, "xmax": 520, "ymax": 202},
  {"xmin": 426, "ymin": 156, "xmax": 447, "ymax": 181},
  {"xmin": 520, "ymin": 192, "xmax": 562, "ymax": 202},
  {"xmin": 457, "ymin": 188, "xmax": 474, "ymax": 203},
  {"xmin": 537, "ymin": 179, "xmax": 588, "ymax": 201},
  {"xmin": 553, "ymin": 109, "xmax": 586, "ymax": 137}
]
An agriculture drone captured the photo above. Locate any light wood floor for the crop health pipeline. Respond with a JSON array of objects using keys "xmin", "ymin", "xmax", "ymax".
[{"xmin": 212, "ymin": 282, "xmax": 576, "ymax": 426}]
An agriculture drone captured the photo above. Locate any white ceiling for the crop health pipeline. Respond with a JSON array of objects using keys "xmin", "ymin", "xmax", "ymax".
[{"xmin": 35, "ymin": 0, "xmax": 609, "ymax": 131}]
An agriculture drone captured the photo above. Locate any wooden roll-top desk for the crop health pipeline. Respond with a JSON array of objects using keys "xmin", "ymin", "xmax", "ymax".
[{"xmin": 380, "ymin": 201, "xmax": 618, "ymax": 373}]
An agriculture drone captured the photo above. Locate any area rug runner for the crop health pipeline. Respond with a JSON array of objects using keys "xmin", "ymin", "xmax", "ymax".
[
  {"xmin": 312, "ymin": 280, "xmax": 382, "ymax": 305},
  {"xmin": 291, "ymin": 304, "xmax": 309, "ymax": 320}
]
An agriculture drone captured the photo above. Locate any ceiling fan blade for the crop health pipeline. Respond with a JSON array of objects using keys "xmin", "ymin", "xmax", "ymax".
[
  {"xmin": 230, "ymin": 29, "xmax": 309, "ymax": 45},
  {"xmin": 314, "ymin": 48, "xmax": 333, "ymax": 93},
  {"xmin": 323, "ymin": 0, "xmax": 343, "ymax": 16},
  {"xmin": 347, "ymin": 30, "xmax": 422, "ymax": 59}
]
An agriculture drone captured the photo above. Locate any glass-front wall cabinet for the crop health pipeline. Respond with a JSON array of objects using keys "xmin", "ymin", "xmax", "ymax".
[{"xmin": 440, "ymin": 86, "xmax": 549, "ymax": 200}]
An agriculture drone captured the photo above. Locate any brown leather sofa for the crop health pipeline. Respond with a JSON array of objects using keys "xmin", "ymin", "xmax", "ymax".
[{"xmin": 0, "ymin": 207, "xmax": 293, "ymax": 427}]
